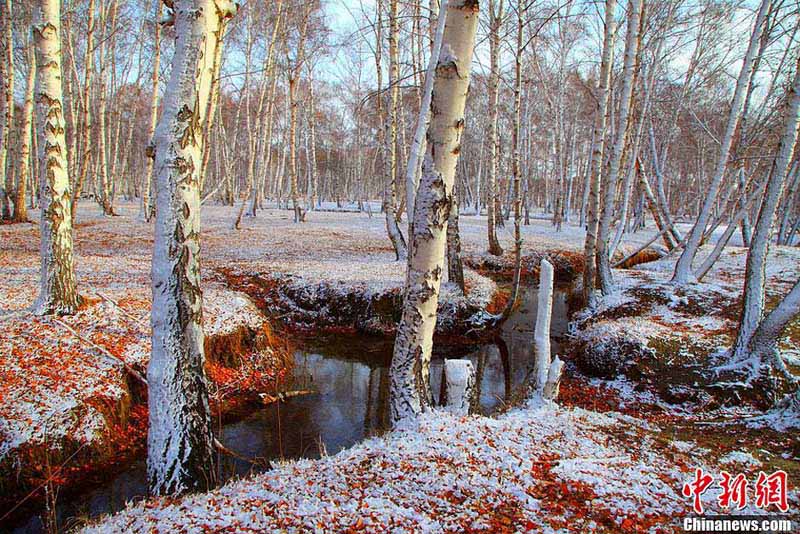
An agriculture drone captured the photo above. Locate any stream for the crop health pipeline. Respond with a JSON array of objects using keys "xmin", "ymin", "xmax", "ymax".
[{"xmin": 12, "ymin": 285, "xmax": 570, "ymax": 533}]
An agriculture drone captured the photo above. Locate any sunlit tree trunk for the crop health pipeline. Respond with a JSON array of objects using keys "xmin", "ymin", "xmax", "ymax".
[
  {"xmin": 390, "ymin": 0, "xmax": 478, "ymax": 425},
  {"xmin": 33, "ymin": 0, "xmax": 81, "ymax": 315},
  {"xmin": 730, "ymin": 53, "xmax": 800, "ymax": 366},
  {"xmin": 147, "ymin": 0, "xmax": 237, "ymax": 497},
  {"xmin": 13, "ymin": 41, "xmax": 35, "ymax": 223},
  {"xmin": 1, "ymin": 0, "xmax": 14, "ymax": 221},
  {"xmin": 672, "ymin": 0, "xmax": 771, "ymax": 284}
]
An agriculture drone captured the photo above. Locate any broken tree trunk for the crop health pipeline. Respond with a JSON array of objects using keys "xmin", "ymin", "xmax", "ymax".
[{"xmin": 440, "ymin": 359, "xmax": 476, "ymax": 416}]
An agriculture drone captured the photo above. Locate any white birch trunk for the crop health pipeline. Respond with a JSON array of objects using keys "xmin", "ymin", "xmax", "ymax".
[
  {"xmin": 148, "ymin": 0, "xmax": 237, "ymax": 497},
  {"xmin": 485, "ymin": 0, "xmax": 503, "ymax": 256},
  {"xmin": 70, "ymin": 0, "xmax": 95, "ymax": 220},
  {"xmin": 582, "ymin": 0, "xmax": 616, "ymax": 306},
  {"xmin": 142, "ymin": 0, "xmax": 162, "ymax": 222},
  {"xmin": 730, "ymin": 53, "xmax": 800, "ymax": 365},
  {"xmin": 13, "ymin": 42, "xmax": 35, "ymax": 223},
  {"xmin": 596, "ymin": 0, "xmax": 642, "ymax": 295},
  {"xmin": 390, "ymin": 0, "xmax": 478, "ymax": 425},
  {"xmin": 1, "ymin": 0, "xmax": 14, "ymax": 221},
  {"xmin": 672, "ymin": 0, "xmax": 772, "ymax": 285},
  {"xmin": 534, "ymin": 259, "xmax": 554, "ymax": 393},
  {"xmin": 33, "ymin": 0, "xmax": 81, "ymax": 315},
  {"xmin": 406, "ymin": 0, "xmax": 447, "ymax": 226}
]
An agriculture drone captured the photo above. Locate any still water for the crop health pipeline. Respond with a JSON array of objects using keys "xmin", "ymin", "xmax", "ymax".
[{"xmin": 13, "ymin": 286, "xmax": 569, "ymax": 533}]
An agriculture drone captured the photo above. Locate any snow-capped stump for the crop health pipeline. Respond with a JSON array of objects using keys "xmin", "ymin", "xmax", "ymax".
[{"xmin": 439, "ymin": 359, "xmax": 476, "ymax": 415}]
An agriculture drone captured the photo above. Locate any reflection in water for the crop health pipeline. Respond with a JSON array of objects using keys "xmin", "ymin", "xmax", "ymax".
[{"xmin": 13, "ymin": 285, "xmax": 569, "ymax": 533}]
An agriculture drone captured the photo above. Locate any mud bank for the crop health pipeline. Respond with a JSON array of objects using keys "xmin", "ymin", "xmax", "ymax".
[{"xmin": 218, "ymin": 267, "xmax": 509, "ymax": 340}]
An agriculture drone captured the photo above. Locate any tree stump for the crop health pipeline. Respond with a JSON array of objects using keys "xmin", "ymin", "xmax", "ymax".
[{"xmin": 440, "ymin": 359, "xmax": 476, "ymax": 416}]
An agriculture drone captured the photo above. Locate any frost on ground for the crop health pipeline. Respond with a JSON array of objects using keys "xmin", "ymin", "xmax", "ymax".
[
  {"xmin": 82, "ymin": 404, "xmax": 715, "ymax": 534},
  {"xmin": 570, "ymin": 239, "xmax": 800, "ymax": 421},
  {"xmin": 0, "ymin": 203, "xmax": 285, "ymax": 494}
]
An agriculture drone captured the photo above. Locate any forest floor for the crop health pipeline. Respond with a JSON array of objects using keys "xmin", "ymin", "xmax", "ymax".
[{"xmin": 3, "ymin": 201, "xmax": 799, "ymax": 532}]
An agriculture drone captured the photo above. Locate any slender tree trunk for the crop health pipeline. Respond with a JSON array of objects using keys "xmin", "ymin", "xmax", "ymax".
[
  {"xmin": 96, "ymin": 1, "xmax": 116, "ymax": 216},
  {"xmin": 447, "ymin": 189, "xmax": 465, "ymax": 291},
  {"xmin": 501, "ymin": 0, "xmax": 525, "ymax": 319},
  {"xmin": 142, "ymin": 0, "xmax": 162, "ymax": 221},
  {"xmin": 730, "ymin": 53, "xmax": 800, "ymax": 365},
  {"xmin": 390, "ymin": 0, "xmax": 478, "ymax": 425},
  {"xmin": 33, "ymin": 0, "xmax": 81, "ymax": 315},
  {"xmin": 672, "ymin": 0, "xmax": 772, "ymax": 284},
  {"xmin": 405, "ymin": 0, "xmax": 446, "ymax": 231},
  {"xmin": 13, "ymin": 42, "xmax": 35, "ymax": 223},
  {"xmin": 71, "ymin": 0, "xmax": 95, "ymax": 220},
  {"xmin": 383, "ymin": 0, "xmax": 407, "ymax": 259},
  {"xmin": 582, "ymin": 0, "xmax": 616, "ymax": 306},
  {"xmin": 737, "ymin": 168, "xmax": 753, "ymax": 246},
  {"xmin": 148, "ymin": 0, "xmax": 237, "ymax": 497},
  {"xmin": 1, "ymin": 0, "xmax": 14, "ymax": 220},
  {"xmin": 486, "ymin": 0, "xmax": 503, "ymax": 256},
  {"xmin": 596, "ymin": 0, "xmax": 642, "ymax": 295}
]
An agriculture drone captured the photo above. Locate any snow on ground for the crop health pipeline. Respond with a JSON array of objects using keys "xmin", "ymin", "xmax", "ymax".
[
  {"xmin": 81, "ymin": 403, "xmax": 707, "ymax": 533},
  {"xmin": 5, "ymin": 201, "xmax": 800, "ymax": 530},
  {"xmin": 0, "ymin": 203, "xmax": 274, "ymax": 464}
]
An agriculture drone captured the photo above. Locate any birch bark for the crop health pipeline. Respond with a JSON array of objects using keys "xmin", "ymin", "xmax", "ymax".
[
  {"xmin": 70, "ymin": 0, "xmax": 94, "ymax": 220},
  {"xmin": 486, "ymin": 0, "xmax": 503, "ymax": 256},
  {"xmin": 148, "ymin": 0, "xmax": 237, "ymax": 496},
  {"xmin": 33, "ymin": 0, "xmax": 81, "ymax": 315},
  {"xmin": 13, "ymin": 41, "xmax": 35, "ymax": 223},
  {"xmin": 582, "ymin": 0, "xmax": 616, "ymax": 306},
  {"xmin": 672, "ymin": 0, "xmax": 772, "ymax": 284},
  {"xmin": 390, "ymin": 0, "xmax": 478, "ymax": 425},
  {"xmin": 596, "ymin": 0, "xmax": 642, "ymax": 295},
  {"xmin": 142, "ymin": 0, "xmax": 163, "ymax": 221},
  {"xmin": 730, "ymin": 53, "xmax": 800, "ymax": 366},
  {"xmin": 1, "ymin": 0, "xmax": 14, "ymax": 221}
]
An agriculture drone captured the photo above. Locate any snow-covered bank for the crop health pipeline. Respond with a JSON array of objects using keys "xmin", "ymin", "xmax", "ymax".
[
  {"xmin": 220, "ymin": 266, "xmax": 500, "ymax": 337},
  {"xmin": 80, "ymin": 399, "xmax": 800, "ymax": 533},
  {"xmin": 569, "ymin": 242, "xmax": 800, "ymax": 415},
  {"xmin": 79, "ymin": 403, "xmax": 690, "ymax": 533}
]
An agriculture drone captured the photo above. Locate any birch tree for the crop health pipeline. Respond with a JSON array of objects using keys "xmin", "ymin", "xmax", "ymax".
[
  {"xmin": 147, "ymin": 0, "xmax": 237, "ymax": 496},
  {"xmin": 0, "ymin": 0, "xmax": 13, "ymax": 221},
  {"xmin": 390, "ymin": 0, "xmax": 479, "ymax": 425},
  {"xmin": 727, "ymin": 53, "xmax": 800, "ymax": 372},
  {"xmin": 582, "ymin": 0, "xmax": 615, "ymax": 306},
  {"xmin": 383, "ymin": 0, "xmax": 407, "ymax": 258},
  {"xmin": 486, "ymin": 0, "xmax": 504, "ymax": 256},
  {"xmin": 70, "ymin": 0, "xmax": 95, "ymax": 220},
  {"xmin": 142, "ymin": 0, "xmax": 163, "ymax": 222},
  {"xmin": 33, "ymin": 0, "xmax": 81, "ymax": 315},
  {"xmin": 671, "ymin": 0, "xmax": 772, "ymax": 285},
  {"xmin": 12, "ymin": 38, "xmax": 34, "ymax": 223},
  {"xmin": 595, "ymin": 0, "xmax": 642, "ymax": 296}
]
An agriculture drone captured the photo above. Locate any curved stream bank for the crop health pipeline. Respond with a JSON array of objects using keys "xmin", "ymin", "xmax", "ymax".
[{"xmin": 11, "ymin": 285, "xmax": 570, "ymax": 533}]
